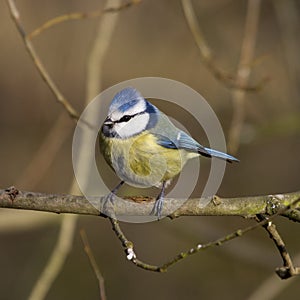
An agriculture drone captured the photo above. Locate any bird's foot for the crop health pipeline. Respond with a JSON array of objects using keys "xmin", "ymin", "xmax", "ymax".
[
  {"xmin": 100, "ymin": 181, "xmax": 125, "ymax": 219},
  {"xmin": 100, "ymin": 192, "xmax": 116, "ymax": 219},
  {"xmin": 150, "ymin": 182, "xmax": 166, "ymax": 220},
  {"xmin": 150, "ymin": 195, "xmax": 164, "ymax": 220}
]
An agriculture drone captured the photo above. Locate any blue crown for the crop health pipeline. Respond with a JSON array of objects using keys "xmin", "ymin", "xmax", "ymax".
[{"xmin": 109, "ymin": 87, "xmax": 144, "ymax": 114}]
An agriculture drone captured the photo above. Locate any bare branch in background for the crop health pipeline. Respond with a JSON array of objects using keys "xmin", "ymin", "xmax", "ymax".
[
  {"xmin": 77, "ymin": 2, "xmax": 125, "ymax": 296},
  {"xmin": 228, "ymin": 0, "xmax": 261, "ymax": 154},
  {"xmin": 6, "ymin": 0, "xmax": 80, "ymax": 121},
  {"xmin": 181, "ymin": 0, "xmax": 267, "ymax": 92},
  {"xmin": 6, "ymin": 0, "xmax": 134, "ymax": 298},
  {"xmin": 28, "ymin": 214, "xmax": 78, "ymax": 300},
  {"xmin": 6, "ymin": 0, "xmax": 79, "ymax": 294},
  {"xmin": 28, "ymin": 0, "xmax": 141, "ymax": 40},
  {"xmin": 247, "ymin": 3, "xmax": 300, "ymax": 297},
  {"xmin": 6, "ymin": 0, "xmax": 140, "ymax": 123},
  {"xmin": 273, "ymin": 0, "xmax": 300, "ymax": 104},
  {"xmin": 80, "ymin": 230, "xmax": 107, "ymax": 300}
]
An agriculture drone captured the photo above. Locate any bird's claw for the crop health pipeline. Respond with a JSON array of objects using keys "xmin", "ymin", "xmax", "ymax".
[
  {"xmin": 150, "ymin": 197, "xmax": 164, "ymax": 220},
  {"xmin": 101, "ymin": 192, "xmax": 116, "ymax": 219}
]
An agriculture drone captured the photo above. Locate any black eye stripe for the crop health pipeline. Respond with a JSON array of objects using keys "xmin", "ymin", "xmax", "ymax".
[
  {"xmin": 118, "ymin": 115, "xmax": 132, "ymax": 123},
  {"xmin": 115, "ymin": 111, "xmax": 145, "ymax": 123}
]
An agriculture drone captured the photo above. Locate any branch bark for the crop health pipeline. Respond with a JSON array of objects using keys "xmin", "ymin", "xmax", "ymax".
[{"xmin": 1, "ymin": 187, "xmax": 300, "ymax": 221}]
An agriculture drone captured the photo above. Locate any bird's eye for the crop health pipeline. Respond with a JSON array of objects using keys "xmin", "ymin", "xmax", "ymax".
[{"xmin": 119, "ymin": 115, "xmax": 132, "ymax": 122}]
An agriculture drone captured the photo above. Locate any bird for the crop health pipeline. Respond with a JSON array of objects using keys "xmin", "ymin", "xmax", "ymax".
[{"xmin": 99, "ymin": 87, "xmax": 238, "ymax": 219}]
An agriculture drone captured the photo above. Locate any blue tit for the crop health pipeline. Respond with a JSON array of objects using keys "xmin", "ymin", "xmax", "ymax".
[{"xmin": 99, "ymin": 87, "xmax": 238, "ymax": 218}]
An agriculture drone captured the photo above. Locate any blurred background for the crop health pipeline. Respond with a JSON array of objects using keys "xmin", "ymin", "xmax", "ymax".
[{"xmin": 1, "ymin": 0, "xmax": 300, "ymax": 299}]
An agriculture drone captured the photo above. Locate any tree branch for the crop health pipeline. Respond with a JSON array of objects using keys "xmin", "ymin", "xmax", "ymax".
[
  {"xmin": 27, "ymin": 0, "xmax": 141, "ymax": 40},
  {"xmin": 80, "ymin": 230, "xmax": 107, "ymax": 300},
  {"xmin": 2, "ymin": 187, "xmax": 300, "ymax": 276},
  {"xmin": 6, "ymin": 0, "xmax": 79, "ymax": 121},
  {"xmin": 1, "ymin": 187, "xmax": 300, "ymax": 221},
  {"xmin": 181, "ymin": 0, "xmax": 268, "ymax": 91},
  {"xmin": 6, "ymin": 0, "xmax": 139, "ymax": 123},
  {"xmin": 109, "ymin": 195, "xmax": 300, "ymax": 274},
  {"xmin": 228, "ymin": 0, "xmax": 261, "ymax": 153},
  {"xmin": 256, "ymin": 214, "xmax": 300, "ymax": 279}
]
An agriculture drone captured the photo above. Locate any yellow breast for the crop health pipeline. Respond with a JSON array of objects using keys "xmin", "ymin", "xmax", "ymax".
[{"xmin": 99, "ymin": 131, "xmax": 194, "ymax": 187}]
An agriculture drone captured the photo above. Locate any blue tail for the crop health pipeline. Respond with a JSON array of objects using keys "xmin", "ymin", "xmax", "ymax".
[{"xmin": 202, "ymin": 147, "xmax": 239, "ymax": 163}]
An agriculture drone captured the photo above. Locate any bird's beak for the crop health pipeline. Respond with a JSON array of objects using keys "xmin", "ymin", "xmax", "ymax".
[{"xmin": 104, "ymin": 117, "xmax": 114, "ymax": 126}]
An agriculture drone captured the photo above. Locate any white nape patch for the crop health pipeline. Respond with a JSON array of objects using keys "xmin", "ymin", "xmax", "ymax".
[
  {"xmin": 110, "ymin": 100, "xmax": 146, "ymax": 122},
  {"xmin": 114, "ymin": 113, "xmax": 150, "ymax": 138}
]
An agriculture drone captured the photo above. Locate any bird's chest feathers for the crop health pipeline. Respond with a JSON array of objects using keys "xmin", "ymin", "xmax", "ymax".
[{"xmin": 101, "ymin": 132, "xmax": 184, "ymax": 186}]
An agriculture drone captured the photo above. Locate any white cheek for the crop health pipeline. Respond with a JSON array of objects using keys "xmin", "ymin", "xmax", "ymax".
[{"xmin": 114, "ymin": 114, "xmax": 150, "ymax": 138}]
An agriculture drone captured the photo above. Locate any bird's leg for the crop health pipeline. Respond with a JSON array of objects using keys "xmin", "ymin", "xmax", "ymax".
[
  {"xmin": 111, "ymin": 180, "xmax": 125, "ymax": 195},
  {"xmin": 150, "ymin": 181, "xmax": 166, "ymax": 220},
  {"xmin": 101, "ymin": 181, "xmax": 125, "ymax": 218}
]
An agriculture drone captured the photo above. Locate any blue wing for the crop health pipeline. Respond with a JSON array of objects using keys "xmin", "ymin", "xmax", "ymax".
[
  {"xmin": 154, "ymin": 131, "xmax": 239, "ymax": 163},
  {"xmin": 154, "ymin": 131, "xmax": 197, "ymax": 150}
]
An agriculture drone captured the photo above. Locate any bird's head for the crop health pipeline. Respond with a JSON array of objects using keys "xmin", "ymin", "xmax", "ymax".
[{"xmin": 102, "ymin": 87, "xmax": 158, "ymax": 138}]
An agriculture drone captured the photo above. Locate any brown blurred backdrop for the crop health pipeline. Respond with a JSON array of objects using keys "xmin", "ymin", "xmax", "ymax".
[{"xmin": 1, "ymin": 0, "xmax": 300, "ymax": 299}]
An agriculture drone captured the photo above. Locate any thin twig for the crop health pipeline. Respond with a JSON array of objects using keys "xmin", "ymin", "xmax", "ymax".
[
  {"xmin": 28, "ymin": 0, "xmax": 141, "ymax": 40},
  {"xmin": 109, "ymin": 217, "xmax": 160, "ymax": 271},
  {"xmin": 80, "ymin": 230, "xmax": 107, "ymax": 300},
  {"xmin": 228, "ymin": 0, "xmax": 261, "ymax": 153},
  {"xmin": 161, "ymin": 197, "xmax": 300, "ymax": 272},
  {"xmin": 181, "ymin": 0, "xmax": 267, "ymax": 92},
  {"xmin": 257, "ymin": 214, "xmax": 300, "ymax": 279},
  {"xmin": 110, "ymin": 197, "xmax": 300, "ymax": 273},
  {"xmin": 6, "ymin": 0, "xmax": 79, "ymax": 121}
]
